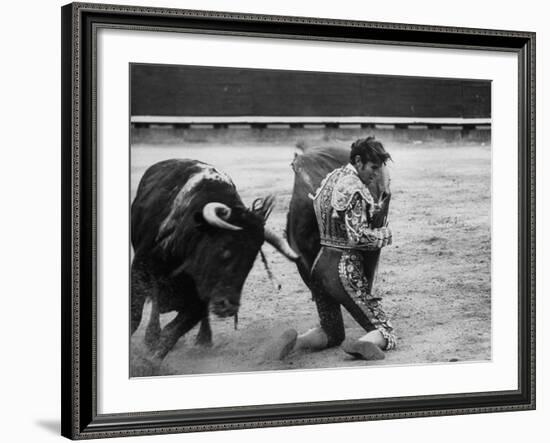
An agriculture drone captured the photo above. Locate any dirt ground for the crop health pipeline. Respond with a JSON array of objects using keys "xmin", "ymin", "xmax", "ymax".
[{"xmin": 130, "ymin": 133, "xmax": 491, "ymax": 376}]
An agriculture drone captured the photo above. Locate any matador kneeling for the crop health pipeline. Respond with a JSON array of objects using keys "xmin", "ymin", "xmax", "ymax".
[{"xmin": 275, "ymin": 137, "xmax": 396, "ymax": 361}]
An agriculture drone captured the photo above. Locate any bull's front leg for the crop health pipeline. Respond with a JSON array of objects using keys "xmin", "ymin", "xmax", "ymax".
[
  {"xmin": 146, "ymin": 303, "xmax": 206, "ymax": 375},
  {"xmin": 144, "ymin": 294, "xmax": 160, "ymax": 349},
  {"xmin": 131, "ymin": 261, "xmax": 152, "ymax": 335},
  {"xmin": 194, "ymin": 315, "xmax": 213, "ymax": 347}
]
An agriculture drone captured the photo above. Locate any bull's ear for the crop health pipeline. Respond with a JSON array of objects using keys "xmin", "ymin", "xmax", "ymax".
[{"xmin": 251, "ymin": 195, "xmax": 276, "ymax": 221}]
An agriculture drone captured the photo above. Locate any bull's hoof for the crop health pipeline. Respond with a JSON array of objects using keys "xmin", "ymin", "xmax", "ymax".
[
  {"xmin": 263, "ymin": 329, "xmax": 298, "ymax": 361},
  {"xmin": 195, "ymin": 318, "xmax": 213, "ymax": 347},
  {"xmin": 130, "ymin": 356, "xmax": 163, "ymax": 377},
  {"xmin": 194, "ymin": 335, "xmax": 213, "ymax": 347},
  {"xmin": 144, "ymin": 333, "xmax": 160, "ymax": 351},
  {"xmin": 342, "ymin": 339, "xmax": 385, "ymax": 361}
]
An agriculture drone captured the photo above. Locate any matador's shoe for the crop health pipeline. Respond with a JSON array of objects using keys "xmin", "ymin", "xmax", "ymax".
[
  {"xmin": 342, "ymin": 338, "xmax": 385, "ymax": 360},
  {"xmin": 262, "ymin": 328, "xmax": 298, "ymax": 361}
]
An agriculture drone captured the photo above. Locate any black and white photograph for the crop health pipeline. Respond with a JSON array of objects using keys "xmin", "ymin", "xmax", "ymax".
[
  {"xmin": 2, "ymin": 0, "xmax": 546, "ymax": 440},
  {"xmin": 129, "ymin": 64, "xmax": 492, "ymax": 377}
]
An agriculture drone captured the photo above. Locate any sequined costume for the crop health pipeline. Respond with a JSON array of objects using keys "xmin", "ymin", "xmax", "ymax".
[{"xmin": 310, "ymin": 164, "xmax": 396, "ymax": 350}]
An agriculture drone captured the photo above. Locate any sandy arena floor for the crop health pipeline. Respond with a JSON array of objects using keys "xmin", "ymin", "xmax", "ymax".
[{"xmin": 130, "ymin": 135, "xmax": 491, "ymax": 376}]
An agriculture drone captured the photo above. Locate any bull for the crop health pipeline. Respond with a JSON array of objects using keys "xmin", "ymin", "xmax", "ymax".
[
  {"xmin": 131, "ymin": 159, "xmax": 298, "ymax": 374},
  {"xmin": 286, "ymin": 146, "xmax": 391, "ymax": 336}
]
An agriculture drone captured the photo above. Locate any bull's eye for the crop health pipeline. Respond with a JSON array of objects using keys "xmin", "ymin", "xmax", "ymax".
[{"xmin": 222, "ymin": 250, "xmax": 232, "ymax": 260}]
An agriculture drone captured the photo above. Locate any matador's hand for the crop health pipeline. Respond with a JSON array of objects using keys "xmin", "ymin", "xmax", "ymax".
[{"xmin": 362, "ymin": 226, "xmax": 392, "ymax": 249}]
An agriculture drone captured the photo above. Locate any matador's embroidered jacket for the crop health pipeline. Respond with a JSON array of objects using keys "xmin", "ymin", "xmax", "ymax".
[{"xmin": 311, "ymin": 164, "xmax": 392, "ymax": 250}]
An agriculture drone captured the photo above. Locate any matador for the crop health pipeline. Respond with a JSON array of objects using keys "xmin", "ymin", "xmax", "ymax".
[{"xmin": 274, "ymin": 137, "xmax": 395, "ymax": 361}]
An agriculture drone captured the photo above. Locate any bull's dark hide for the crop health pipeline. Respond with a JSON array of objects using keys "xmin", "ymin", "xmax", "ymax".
[{"xmin": 131, "ymin": 159, "xmax": 274, "ymax": 372}]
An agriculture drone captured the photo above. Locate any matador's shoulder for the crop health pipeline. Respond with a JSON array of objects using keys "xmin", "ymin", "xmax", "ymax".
[{"xmin": 331, "ymin": 166, "xmax": 374, "ymax": 211}]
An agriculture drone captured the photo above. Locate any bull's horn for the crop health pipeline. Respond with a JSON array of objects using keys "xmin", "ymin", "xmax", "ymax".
[
  {"xmin": 264, "ymin": 227, "xmax": 299, "ymax": 261},
  {"xmin": 202, "ymin": 202, "xmax": 243, "ymax": 231}
]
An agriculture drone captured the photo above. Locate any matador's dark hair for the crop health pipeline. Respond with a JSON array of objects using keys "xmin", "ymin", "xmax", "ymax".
[{"xmin": 350, "ymin": 136, "xmax": 392, "ymax": 165}]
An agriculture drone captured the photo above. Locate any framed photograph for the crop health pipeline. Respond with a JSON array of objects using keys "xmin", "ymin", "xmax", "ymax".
[{"xmin": 61, "ymin": 2, "xmax": 535, "ymax": 439}]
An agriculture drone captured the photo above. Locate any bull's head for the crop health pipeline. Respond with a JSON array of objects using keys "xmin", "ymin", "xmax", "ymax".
[{"xmin": 168, "ymin": 195, "xmax": 298, "ymax": 318}]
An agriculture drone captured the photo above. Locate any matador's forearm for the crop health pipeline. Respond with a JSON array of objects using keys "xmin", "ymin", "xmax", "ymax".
[{"xmin": 344, "ymin": 194, "xmax": 392, "ymax": 250}]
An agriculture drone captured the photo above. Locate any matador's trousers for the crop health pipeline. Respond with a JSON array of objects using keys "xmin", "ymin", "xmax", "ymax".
[{"xmin": 310, "ymin": 246, "xmax": 396, "ymax": 350}]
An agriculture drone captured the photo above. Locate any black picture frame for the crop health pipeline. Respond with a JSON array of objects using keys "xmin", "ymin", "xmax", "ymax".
[{"xmin": 61, "ymin": 2, "xmax": 536, "ymax": 439}]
